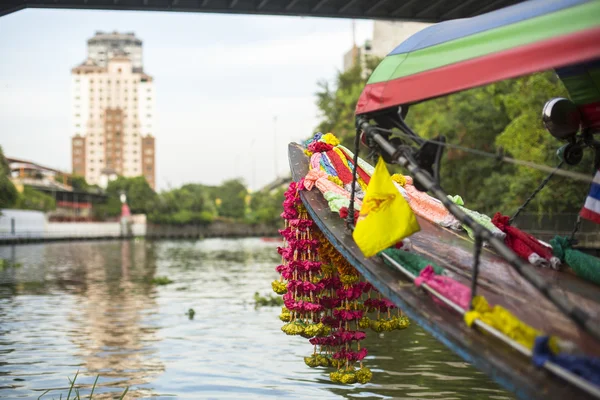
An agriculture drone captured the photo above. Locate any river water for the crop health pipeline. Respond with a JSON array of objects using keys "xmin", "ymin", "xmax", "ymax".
[{"xmin": 0, "ymin": 239, "xmax": 512, "ymax": 399}]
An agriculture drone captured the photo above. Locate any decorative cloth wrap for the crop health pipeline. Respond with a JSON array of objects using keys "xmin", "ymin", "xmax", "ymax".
[
  {"xmin": 492, "ymin": 213, "xmax": 561, "ymax": 269},
  {"xmin": 551, "ymin": 235, "xmax": 600, "ymax": 285},
  {"xmin": 533, "ymin": 336, "xmax": 600, "ymax": 386},
  {"xmin": 415, "ymin": 265, "xmax": 472, "ymax": 310}
]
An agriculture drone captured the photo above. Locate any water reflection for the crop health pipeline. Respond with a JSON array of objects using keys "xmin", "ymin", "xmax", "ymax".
[{"xmin": 0, "ymin": 239, "xmax": 513, "ymax": 399}]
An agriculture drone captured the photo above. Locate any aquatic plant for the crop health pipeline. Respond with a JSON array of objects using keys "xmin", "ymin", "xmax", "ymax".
[
  {"xmin": 150, "ymin": 276, "xmax": 173, "ymax": 285},
  {"xmin": 254, "ymin": 292, "xmax": 284, "ymax": 308},
  {"xmin": 37, "ymin": 371, "xmax": 128, "ymax": 399},
  {"xmin": 186, "ymin": 308, "xmax": 196, "ymax": 319}
]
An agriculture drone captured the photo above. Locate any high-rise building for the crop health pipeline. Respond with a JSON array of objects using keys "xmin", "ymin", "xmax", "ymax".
[
  {"xmin": 343, "ymin": 21, "xmax": 431, "ymax": 78},
  {"xmin": 71, "ymin": 32, "xmax": 156, "ymax": 189}
]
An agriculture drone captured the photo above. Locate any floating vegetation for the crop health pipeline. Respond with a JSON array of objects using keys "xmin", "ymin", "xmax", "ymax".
[
  {"xmin": 186, "ymin": 308, "xmax": 196, "ymax": 320},
  {"xmin": 38, "ymin": 371, "xmax": 128, "ymax": 399},
  {"xmin": 150, "ymin": 276, "xmax": 173, "ymax": 285},
  {"xmin": 0, "ymin": 258, "xmax": 22, "ymax": 270},
  {"xmin": 254, "ymin": 292, "xmax": 284, "ymax": 308}
]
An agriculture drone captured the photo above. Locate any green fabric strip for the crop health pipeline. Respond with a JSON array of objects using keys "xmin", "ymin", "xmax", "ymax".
[
  {"xmin": 381, "ymin": 248, "xmax": 444, "ymax": 277},
  {"xmin": 367, "ymin": 1, "xmax": 600, "ymax": 85}
]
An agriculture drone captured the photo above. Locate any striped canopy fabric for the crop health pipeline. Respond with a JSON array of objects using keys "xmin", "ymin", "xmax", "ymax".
[{"xmin": 355, "ymin": 0, "xmax": 600, "ymax": 116}]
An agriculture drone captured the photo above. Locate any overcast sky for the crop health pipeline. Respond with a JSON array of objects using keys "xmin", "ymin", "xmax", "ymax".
[{"xmin": 0, "ymin": 8, "xmax": 372, "ymax": 191}]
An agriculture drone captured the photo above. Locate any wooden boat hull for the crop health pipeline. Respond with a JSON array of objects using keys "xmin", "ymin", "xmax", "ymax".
[{"xmin": 289, "ymin": 142, "xmax": 600, "ymax": 400}]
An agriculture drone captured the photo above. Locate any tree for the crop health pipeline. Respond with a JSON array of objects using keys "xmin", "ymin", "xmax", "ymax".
[
  {"xmin": 216, "ymin": 178, "xmax": 248, "ymax": 220},
  {"xmin": 247, "ymin": 187, "xmax": 285, "ymax": 226},
  {"xmin": 148, "ymin": 184, "xmax": 216, "ymax": 225},
  {"xmin": 15, "ymin": 187, "xmax": 56, "ymax": 212},
  {"xmin": 105, "ymin": 176, "xmax": 157, "ymax": 215},
  {"xmin": 0, "ymin": 146, "xmax": 18, "ymax": 209},
  {"xmin": 315, "ymin": 56, "xmax": 382, "ymax": 149}
]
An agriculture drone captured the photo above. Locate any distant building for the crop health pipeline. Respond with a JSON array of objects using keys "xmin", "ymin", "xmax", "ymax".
[
  {"xmin": 344, "ymin": 21, "xmax": 431, "ymax": 78},
  {"xmin": 6, "ymin": 156, "xmax": 106, "ymax": 221},
  {"xmin": 88, "ymin": 31, "xmax": 143, "ymax": 70},
  {"xmin": 71, "ymin": 31, "xmax": 156, "ymax": 189}
]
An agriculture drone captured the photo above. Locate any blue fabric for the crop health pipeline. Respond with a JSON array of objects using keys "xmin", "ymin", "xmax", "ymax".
[
  {"xmin": 305, "ymin": 132, "xmax": 323, "ymax": 146},
  {"xmin": 533, "ymin": 336, "xmax": 600, "ymax": 386},
  {"xmin": 388, "ymin": 0, "xmax": 588, "ymax": 56},
  {"xmin": 320, "ymin": 154, "xmax": 338, "ymax": 177}
]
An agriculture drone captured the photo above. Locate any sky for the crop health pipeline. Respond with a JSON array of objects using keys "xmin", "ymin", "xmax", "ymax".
[{"xmin": 0, "ymin": 8, "xmax": 372, "ymax": 191}]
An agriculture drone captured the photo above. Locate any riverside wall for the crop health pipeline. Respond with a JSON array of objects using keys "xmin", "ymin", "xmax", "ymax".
[{"xmin": 0, "ymin": 209, "xmax": 279, "ymax": 245}]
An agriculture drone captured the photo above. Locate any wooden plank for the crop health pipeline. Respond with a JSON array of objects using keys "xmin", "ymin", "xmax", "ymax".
[{"xmin": 289, "ymin": 142, "xmax": 600, "ymax": 400}]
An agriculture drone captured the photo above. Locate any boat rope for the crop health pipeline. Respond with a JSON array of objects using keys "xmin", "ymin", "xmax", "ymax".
[
  {"xmin": 346, "ymin": 128, "xmax": 361, "ymax": 229},
  {"xmin": 469, "ymin": 235, "xmax": 483, "ymax": 310},
  {"xmin": 372, "ymin": 126, "xmax": 594, "ymax": 184},
  {"xmin": 356, "ymin": 117, "xmax": 600, "ymax": 343},
  {"xmin": 570, "ymin": 215, "xmax": 582, "ymax": 244},
  {"xmin": 510, "ymin": 161, "xmax": 564, "ymax": 224}
]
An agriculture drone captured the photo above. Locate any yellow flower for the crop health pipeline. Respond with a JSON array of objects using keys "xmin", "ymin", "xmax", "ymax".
[{"xmin": 391, "ymin": 173, "xmax": 407, "ymax": 187}]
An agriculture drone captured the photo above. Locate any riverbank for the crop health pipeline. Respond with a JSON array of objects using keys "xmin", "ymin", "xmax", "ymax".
[{"xmin": 0, "ymin": 217, "xmax": 279, "ymax": 245}]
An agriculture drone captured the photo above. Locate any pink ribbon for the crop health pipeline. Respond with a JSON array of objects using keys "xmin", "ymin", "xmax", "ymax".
[{"xmin": 415, "ymin": 265, "xmax": 471, "ymax": 310}]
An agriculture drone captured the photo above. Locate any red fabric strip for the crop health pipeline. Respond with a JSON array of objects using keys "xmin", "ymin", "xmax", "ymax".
[
  {"xmin": 325, "ymin": 150, "xmax": 353, "ymax": 184},
  {"xmin": 356, "ymin": 27, "xmax": 600, "ymax": 115},
  {"xmin": 339, "ymin": 149, "xmax": 371, "ymax": 185}
]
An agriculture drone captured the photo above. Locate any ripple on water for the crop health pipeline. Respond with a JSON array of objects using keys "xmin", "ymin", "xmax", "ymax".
[{"xmin": 0, "ymin": 239, "xmax": 513, "ymax": 399}]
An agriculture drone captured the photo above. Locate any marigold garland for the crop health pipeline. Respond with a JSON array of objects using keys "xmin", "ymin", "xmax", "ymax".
[{"xmin": 272, "ymin": 179, "xmax": 410, "ymax": 384}]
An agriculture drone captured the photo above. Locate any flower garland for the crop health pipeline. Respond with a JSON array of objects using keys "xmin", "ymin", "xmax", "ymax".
[{"xmin": 272, "ymin": 179, "xmax": 409, "ymax": 384}]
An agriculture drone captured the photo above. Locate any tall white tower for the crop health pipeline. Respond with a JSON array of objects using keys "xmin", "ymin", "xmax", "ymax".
[{"xmin": 71, "ymin": 32, "xmax": 156, "ymax": 189}]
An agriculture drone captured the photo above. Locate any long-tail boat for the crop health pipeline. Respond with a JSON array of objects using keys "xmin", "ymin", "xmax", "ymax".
[{"xmin": 283, "ymin": 0, "xmax": 600, "ymax": 398}]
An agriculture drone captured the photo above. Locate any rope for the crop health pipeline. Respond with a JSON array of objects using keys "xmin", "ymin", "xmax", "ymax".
[
  {"xmin": 469, "ymin": 235, "xmax": 483, "ymax": 310},
  {"xmin": 373, "ymin": 126, "xmax": 593, "ymax": 184},
  {"xmin": 346, "ymin": 128, "xmax": 361, "ymax": 229},
  {"xmin": 570, "ymin": 215, "xmax": 582, "ymax": 245},
  {"xmin": 510, "ymin": 161, "xmax": 564, "ymax": 224}
]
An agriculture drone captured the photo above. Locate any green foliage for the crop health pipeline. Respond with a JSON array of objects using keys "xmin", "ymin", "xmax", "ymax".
[
  {"xmin": 105, "ymin": 176, "xmax": 157, "ymax": 215},
  {"xmin": 0, "ymin": 145, "xmax": 18, "ymax": 209},
  {"xmin": 316, "ymin": 67, "xmax": 593, "ymax": 217},
  {"xmin": 15, "ymin": 187, "xmax": 56, "ymax": 212},
  {"xmin": 216, "ymin": 178, "xmax": 248, "ymax": 219},
  {"xmin": 246, "ymin": 187, "xmax": 285, "ymax": 226},
  {"xmin": 148, "ymin": 183, "xmax": 216, "ymax": 225},
  {"xmin": 316, "ymin": 56, "xmax": 381, "ymax": 149}
]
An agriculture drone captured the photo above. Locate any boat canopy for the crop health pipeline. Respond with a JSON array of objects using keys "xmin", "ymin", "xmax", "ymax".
[{"xmin": 355, "ymin": 0, "xmax": 600, "ymax": 116}]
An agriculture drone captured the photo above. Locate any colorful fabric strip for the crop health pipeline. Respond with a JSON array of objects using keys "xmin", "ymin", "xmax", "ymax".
[
  {"xmin": 357, "ymin": 27, "xmax": 600, "ymax": 115},
  {"xmin": 387, "ymin": 0, "xmax": 588, "ymax": 56},
  {"xmin": 368, "ymin": 1, "xmax": 600, "ymax": 85},
  {"xmin": 465, "ymin": 296, "xmax": 554, "ymax": 351},
  {"xmin": 533, "ymin": 336, "xmax": 600, "ymax": 386},
  {"xmin": 415, "ymin": 265, "xmax": 471, "ymax": 310}
]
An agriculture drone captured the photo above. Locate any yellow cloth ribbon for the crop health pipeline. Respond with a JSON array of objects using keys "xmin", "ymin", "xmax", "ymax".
[
  {"xmin": 321, "ymin": 133, "xmax": 340, "ymax": 146},
  {"xmin": 465, "ymin": 296, "xmax": 559, "ymax": 352},
  {"xmin": 353, "ymin": 157, "xmax": 420, "ymax": 257}
]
